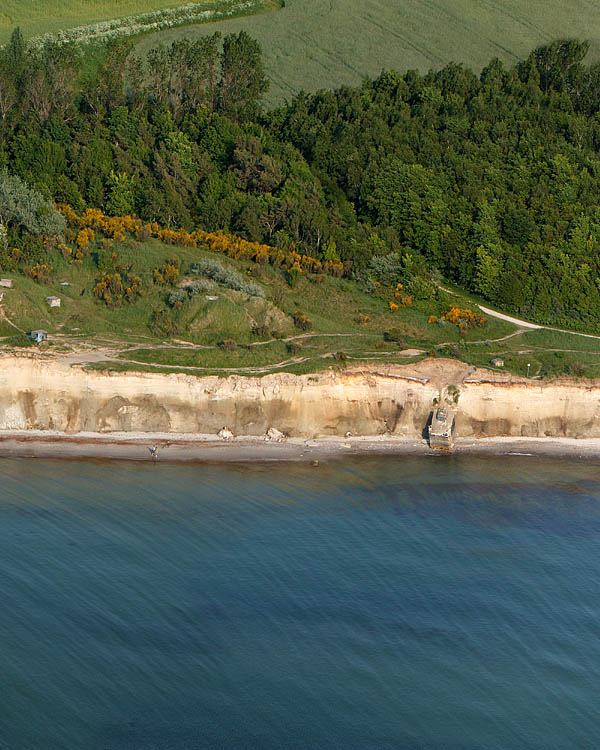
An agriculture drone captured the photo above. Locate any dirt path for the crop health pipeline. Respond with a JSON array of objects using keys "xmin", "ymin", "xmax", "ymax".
[
  {"xmin": 478, "ymin": 305, "xmax": 541, "ymax": 330},
  {"xmin": 479, "ymin": 303, "xmax": 600, "ymax": 342}
]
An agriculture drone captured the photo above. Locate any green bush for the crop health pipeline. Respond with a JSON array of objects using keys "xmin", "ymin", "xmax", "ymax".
[
  {"xmin": 383, "ymin": 329, "xmax": 407, "ymax": 347},
  {"xmin": 219, "ymin": 338, "xmax": 237, "ymax": 351},
  {"xmin": 189, "ymin": 258, "xmax": 264, "ymax": 297},
  {"xmin": 0, "ymin": 172, "xmax": 66, "ymax": 237},
  {"xmin": 150, "ymin": 306, "xmax": 180, "ymax": 338},
  {"xmin": 293, "ymin": 311, "xmax": 312, "ymax": 331},
  {"xmin": 167, "ymin": 289, "xmax": 188, "ymax": 308}
]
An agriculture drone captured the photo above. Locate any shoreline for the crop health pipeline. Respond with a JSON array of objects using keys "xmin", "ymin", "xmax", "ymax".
[{"xmin": 2, "ymin": 430, "xmax": 600, "ymax": 462}]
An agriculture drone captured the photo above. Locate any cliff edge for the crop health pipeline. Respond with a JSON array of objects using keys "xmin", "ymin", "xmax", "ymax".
[{"xmin": 1, "ymin": 354, "xmax": 600, "ymax": 440}]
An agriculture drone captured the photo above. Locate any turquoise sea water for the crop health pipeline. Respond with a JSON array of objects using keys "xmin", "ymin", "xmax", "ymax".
[{"xmin": 1, "ymin": 455, "xmax": 600, "ymax": 749}]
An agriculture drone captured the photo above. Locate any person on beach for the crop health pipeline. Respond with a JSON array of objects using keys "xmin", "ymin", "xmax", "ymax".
[{"xmin": 149, "ymin": 445, "xmax": 159, "ymax": 462}]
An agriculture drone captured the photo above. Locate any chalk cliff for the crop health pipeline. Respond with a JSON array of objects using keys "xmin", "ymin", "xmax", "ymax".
[{"xmin": 1, "ymin": 354, "xmax": 599, "ymax": 439}]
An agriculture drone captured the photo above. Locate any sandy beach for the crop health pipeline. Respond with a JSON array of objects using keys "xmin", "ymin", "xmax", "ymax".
[{"xmin": 1, "ymin": 430, "xmax": 600, "ymax": 462}]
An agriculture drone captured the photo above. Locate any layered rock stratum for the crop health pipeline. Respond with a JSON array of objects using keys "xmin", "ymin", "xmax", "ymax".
[{"xmin": 1, "ymin": 354, "xmax": 600, "ymax": 439}]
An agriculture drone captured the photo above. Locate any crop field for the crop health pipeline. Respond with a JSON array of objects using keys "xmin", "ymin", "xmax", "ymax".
[
  {"xmin": 6, "ymin": 1, "xmax": 600, "ymax": 103},
  {"xmin": 137, "ymin": 0, "xmax": 600, "ymax": 105}
]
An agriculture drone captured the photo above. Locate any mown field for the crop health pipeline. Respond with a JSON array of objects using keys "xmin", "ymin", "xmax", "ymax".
[{"xmin": 137, "ymin": 0, "xmax": 600, "ymax": 104}]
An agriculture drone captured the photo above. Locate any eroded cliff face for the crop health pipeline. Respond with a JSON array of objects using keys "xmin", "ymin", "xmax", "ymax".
[
  {"xmin": 0, "ymin": 356, "xmax": 437, "ymax": 437},
  {"xmin": 1, "ymin": 355, "xmax": 600, "ymax": 438},
  {"xmin": 456, "ymin": 379, "xmax": 600, "ymax": 438}
]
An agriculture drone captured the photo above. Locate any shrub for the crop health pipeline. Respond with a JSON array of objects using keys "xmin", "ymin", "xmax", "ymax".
[
  {"xmin": 167, "ymin": 289, "xmax": 188, "ymax": 308},
  {"xmin": 182, "ymin": 279, "xmax": 214, "ymax": 296},
  {"xmin": 293, "ymin": 311, "xmax": 312, "ymax": 331},
  {"xmin": 384, "ymin": 329, "xmax": 407, "ymax": 347},
  {"xmin": 407, "ymin": 275, "xmax": 436, "ymax": 300},
  {"xmin": 11, "ymin": 333, "xmax": 35, "ymax": 347},
  {"xmin": 154, "ymin": 257, "xmax": 181, "ymax": 286},
  {"xmin": 447, "ymin": 384, "xmax": 460, "ymax": 403},
  {"xmin": 269, "ymin": 285, "xmax": 285, "ymax": 309},
  {"xmin": 0, "ymin": 172, "xmax": 66, "ymax": 236},
  {"xmin": 76, "ymin": 228, "xmax": 94, "ymax": 252},
  {"xmin": 568, "ymin": 361, "xmax": 585, "ymax": 377},
  {"xmin": 287, "ymin": 341, "xmax": 301, "ymax": 355},
  {"xmin": 285, "ymin": 262, "xmax": 302, "ymax": 287},
  {"xmin": 23, "ymin": 262, "xmax": 53, "ymax": 284},
  {"xmin": 394, "ymin": 294, "xmax": 413, "ymax": 308},
  {"xmin": 355, "ymin": 272, "xmax": 377, "ymax": 296},
  {"xmin": 189, "ymin": 258, "xmax": 264, "ymax": 297},
  {"xmin": 368, "ymin": 252, "xmax": 403, "ymax": 286},
  {"xmin": 219, "ymin": 339, "xmax": 237, "ymax": 351},
  {"xmin": 442, "ymin": 305, "xmax": 486, "ymax": 335},
  {"xmin": 150, "ymin": 306, "xmax": 180, "ymax": 338},
  {"xmin": 93, "ymin": 270, "xmax": 143, "ymax": 307}
]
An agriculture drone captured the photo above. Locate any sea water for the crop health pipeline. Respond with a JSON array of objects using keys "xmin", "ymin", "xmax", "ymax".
[{"xmin": 1, "ymin": 455, "xmax": 599, "ymax": 749}]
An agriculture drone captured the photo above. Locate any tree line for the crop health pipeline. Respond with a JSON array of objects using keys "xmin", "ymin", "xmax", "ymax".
[{"xmin": 3, "ymin": 32, "xmax": 600, "ymax": 330}]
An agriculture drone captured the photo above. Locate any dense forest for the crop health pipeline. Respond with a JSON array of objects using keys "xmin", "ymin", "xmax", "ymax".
[{"xmin": 2, "ymin": 31, "xmax": 600, "ymax": 330}]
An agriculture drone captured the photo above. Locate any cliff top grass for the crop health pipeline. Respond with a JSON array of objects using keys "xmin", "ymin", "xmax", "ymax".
[
  {"xmin": 0, "ymin": 231, "xmax": 520, "ymax": 376},
  {"xmin": 4, "ymin": 225, "xmax": 600, "ymax": 379}
]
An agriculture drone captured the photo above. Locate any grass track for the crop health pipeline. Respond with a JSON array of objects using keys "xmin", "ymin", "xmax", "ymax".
[{"xmin": 135, "ymin": 0, "xmax": 600, "ymax": 105}]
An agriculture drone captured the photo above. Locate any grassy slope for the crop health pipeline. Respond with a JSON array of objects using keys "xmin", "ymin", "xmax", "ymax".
[
  {"xmin": 136, "ymin": 0, "xmax": 600, "ymax": 105},
  {"xmin": 4, "ymin": 235, "xmax": 600, "ymax": 377},
  {"xmin": 0, "ymin": 235, "xmax": 520, "ymax": 375}
]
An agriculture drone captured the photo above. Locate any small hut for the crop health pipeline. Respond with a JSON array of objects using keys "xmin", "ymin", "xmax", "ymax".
[
  {"xmin": 29, "ymin": 329, "xmax": 48, "ymax": 343},
  {"xmin": 0, "ymin": 278, "xmax": 12, "ymax": 288},
  {"xmin": 491, "ymin": 357, "xmax": 504, "ymax": 367},
  {"xmin": 428, "ymin": 408, "xmax": 456, "ymax": 449},
  {"xmin": 45, "ymin": 296, "xmax": 61, "ymax": 308}
]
